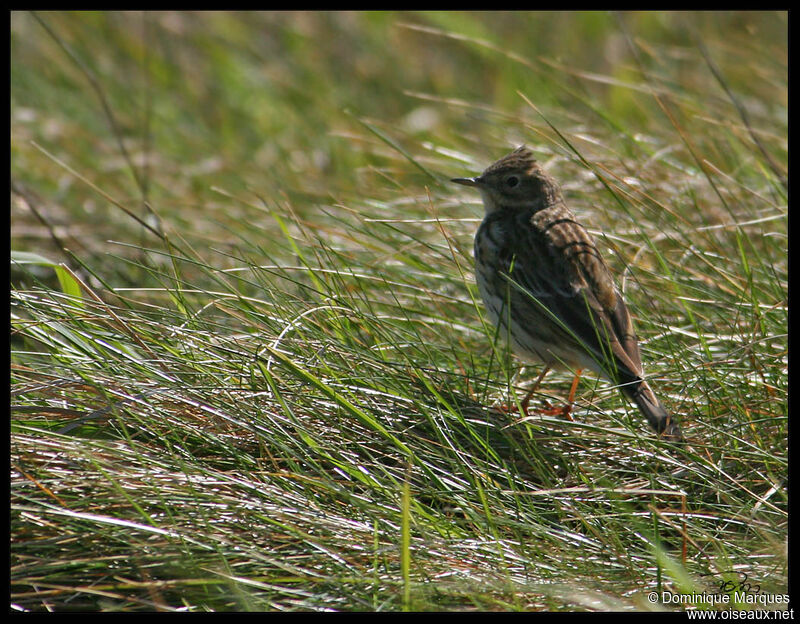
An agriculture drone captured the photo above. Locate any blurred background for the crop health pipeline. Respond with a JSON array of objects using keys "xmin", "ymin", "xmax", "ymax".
[{"xmin": 11, "ymin": 11, "xmax": 786, "ymax": 270}]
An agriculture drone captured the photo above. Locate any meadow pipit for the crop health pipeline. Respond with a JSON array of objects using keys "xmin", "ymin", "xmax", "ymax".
[{"xmin": 453, "ymin": 146, "xmax": 681, "ymax": 441}]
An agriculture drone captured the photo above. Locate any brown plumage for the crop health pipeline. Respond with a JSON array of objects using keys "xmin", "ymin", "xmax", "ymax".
[{"xmin": 453, "ymin": 146, "xmax": 681, "ymax": 441}]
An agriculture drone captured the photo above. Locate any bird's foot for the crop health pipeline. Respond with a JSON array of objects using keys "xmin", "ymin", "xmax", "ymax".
[{"xmin": 497, "ymin": 399, "xmax": 575, "ymax": 421}]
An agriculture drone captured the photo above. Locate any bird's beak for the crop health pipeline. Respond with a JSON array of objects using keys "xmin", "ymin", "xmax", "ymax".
[{"xmin": 451, "ymin": 176, "xmax": 481, "ymax": 187}]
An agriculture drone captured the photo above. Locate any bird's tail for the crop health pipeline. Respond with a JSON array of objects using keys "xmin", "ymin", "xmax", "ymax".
[{"xmin": 624, "ymin": 379, "xmax": 683, "ymax": 442}]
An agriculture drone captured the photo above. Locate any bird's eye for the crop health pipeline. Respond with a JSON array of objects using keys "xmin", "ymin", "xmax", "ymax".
[{"xmin": 506, "ymin": 176, "xmax": 519, "ymax": 188}]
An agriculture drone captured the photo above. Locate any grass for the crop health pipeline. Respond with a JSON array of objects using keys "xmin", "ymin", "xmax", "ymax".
[{"xmin": 11, "ymin": 11, "xmax": 787, "ymax": 612}]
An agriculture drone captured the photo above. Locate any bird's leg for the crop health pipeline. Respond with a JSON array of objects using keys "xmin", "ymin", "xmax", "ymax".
[
  {"xmin": 497, "ymin": 366, "xmax": 551, "ymax": 415},
  {"xmin": 519, "ymin": 366, "xmax": 551, "ymax": 416},
  {"xmin": 538, "ymin": 368, "xmax": 582, "ymax": 420},
  {"xmin": 562, "ymin": 368, "xmax": 582, "ymax": 420},
  {"xmin": 500, "ymin": 366, "xmax": 580, "ymax": 419}
]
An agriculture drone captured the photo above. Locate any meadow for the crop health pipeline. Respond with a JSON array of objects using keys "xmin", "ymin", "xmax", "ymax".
[{"xmin": 10, "ymin": 11, "xmax": 787, "ymax": 611}]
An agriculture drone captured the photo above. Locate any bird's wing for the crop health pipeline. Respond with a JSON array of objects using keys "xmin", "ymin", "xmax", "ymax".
[{"xmin": 502, "ymin": 204, "xmax": 644, "ymax": 379}]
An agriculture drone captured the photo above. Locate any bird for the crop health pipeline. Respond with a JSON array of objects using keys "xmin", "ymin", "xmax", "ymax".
[{"xmin": 452, "ymin": 146, "xmax": 681, "ymax": 441}]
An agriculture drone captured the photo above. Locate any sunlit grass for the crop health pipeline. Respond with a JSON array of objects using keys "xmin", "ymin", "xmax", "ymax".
[{"xmin": 11, "ymin": 11, "xmax": 787, "ymax": 612}]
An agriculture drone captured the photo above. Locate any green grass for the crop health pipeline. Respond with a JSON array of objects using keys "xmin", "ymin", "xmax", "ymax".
[{"xmin": 11, "ymin": 11, "xmax": 787, "ymax": 612}]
